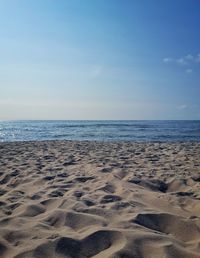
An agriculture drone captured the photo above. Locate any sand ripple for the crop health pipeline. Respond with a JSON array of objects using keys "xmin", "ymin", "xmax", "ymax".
[{"xmin": 0, "ymin": 141, "xmax": 200, "ymax": 258}]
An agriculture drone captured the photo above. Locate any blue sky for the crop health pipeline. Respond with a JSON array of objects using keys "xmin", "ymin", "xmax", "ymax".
[{"xmin": 0, "ymin": 0, "xmax": 200, "ymax": 120}]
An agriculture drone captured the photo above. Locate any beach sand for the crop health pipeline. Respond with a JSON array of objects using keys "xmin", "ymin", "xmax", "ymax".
[{"xmin": 0, "ymin": 140, "xmax": 200, "ymax": 258}]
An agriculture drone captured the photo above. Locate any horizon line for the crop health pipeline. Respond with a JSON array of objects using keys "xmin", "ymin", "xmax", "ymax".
[{"xmin": 1, "ymin": 119, "xmax": 200, "ymax": 122}]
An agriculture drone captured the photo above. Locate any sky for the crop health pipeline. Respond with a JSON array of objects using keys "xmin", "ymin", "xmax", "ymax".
[{"xmin": 0, "ymin": 0, "xmax": 200, "ymax": 120}]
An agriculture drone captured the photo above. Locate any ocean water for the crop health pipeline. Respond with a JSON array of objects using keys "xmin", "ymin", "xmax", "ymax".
[{"xmin": 0, "ymin": 120, "xmax": 200, "ymax": 142}]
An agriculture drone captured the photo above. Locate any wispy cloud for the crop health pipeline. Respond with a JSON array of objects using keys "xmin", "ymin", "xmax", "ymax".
[
  {"xmin": 163, "ymin": 57, "xmax": 173, "ymax": 63},
  {"xmin": 177, "ymin": 104, "xmax": 200, "ymax": 119},
  {"xmin": 177, "ymin": 104, "xmax": 188, "ymax": 110},
  {"xmin": 163, "ymin": 53, "xmax": 200, "ymax": 73},
  {"xmin": 185, "ymin": 54, "xmax": 193, "ymax": 61},
  {"xmin": 185, "ymin": 68, "xmax": 193, "ymax": 74},
  {"xmin": 196, "ymin": 53, "xmax": 200, "ymax": 63},
  {"xmin": 176, "ymin": 58, "xmax": 187, "ymax": 66}
]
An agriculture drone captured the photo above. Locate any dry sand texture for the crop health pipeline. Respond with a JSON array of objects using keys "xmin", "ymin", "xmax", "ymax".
[{"xmin": 0, "ymin": 141, "xmax": 200, "ymax": 258}]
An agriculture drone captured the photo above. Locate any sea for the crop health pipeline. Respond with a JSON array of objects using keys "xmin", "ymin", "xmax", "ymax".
[{"xmin": 0, "ymin": 120, "xmax": 200, "ymax": 142}]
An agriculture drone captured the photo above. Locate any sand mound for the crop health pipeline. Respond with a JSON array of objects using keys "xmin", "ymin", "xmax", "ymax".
[
  {"xmin": 0, "ymin": 240, "xmax": 8, "ymax": 257},
  {"xmin": 21, "ymin": 204, "xmax": 46, "ymax": 217},
  {"xmin": 134, "ymin": 212, "xmax": 200, "ymax": 241},
  {"xmin": 43, "ymin": 210, "xmax": 107, "ymax": 229},
  {"xmin": 13, "ymin": 230, "xmax": 124, "ymax": 258},
  {"xmin": 128, "ymin": 178, "xmax": 168, "ymax": 193}
]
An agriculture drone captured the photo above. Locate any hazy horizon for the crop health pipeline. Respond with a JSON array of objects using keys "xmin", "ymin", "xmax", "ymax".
[
  {"xmin": 7, "ymin": 117, "xmax": 200, "ymax": 121},
  {"xmin": 0, "ymin": 0, "xmax": 200, "ymax": 120}
]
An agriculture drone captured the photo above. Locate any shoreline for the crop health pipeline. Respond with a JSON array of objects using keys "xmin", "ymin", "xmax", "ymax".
[
  {"xmin": 1, "ymin": 141, "xmax": 200, "ymax": 257},
  {"xmin": 1, "ymin": 139, "xmax": 200, "ymax": 143}
]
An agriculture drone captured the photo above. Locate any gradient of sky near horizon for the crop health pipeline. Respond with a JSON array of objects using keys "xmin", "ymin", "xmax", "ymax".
[{"xmin": 0, "ymin": 0, "xmax": 200, "ymax": 120}]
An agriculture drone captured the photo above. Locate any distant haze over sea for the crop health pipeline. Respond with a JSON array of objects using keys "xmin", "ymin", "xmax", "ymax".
[{"xmin": 0, "ymin": 120, "xmax": 200, "ymax": 142}]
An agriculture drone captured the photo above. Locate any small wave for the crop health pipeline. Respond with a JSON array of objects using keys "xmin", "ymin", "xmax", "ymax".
[{"xmin": 0, "ymin": 121, "xmax": 200, "ymax": 142}]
